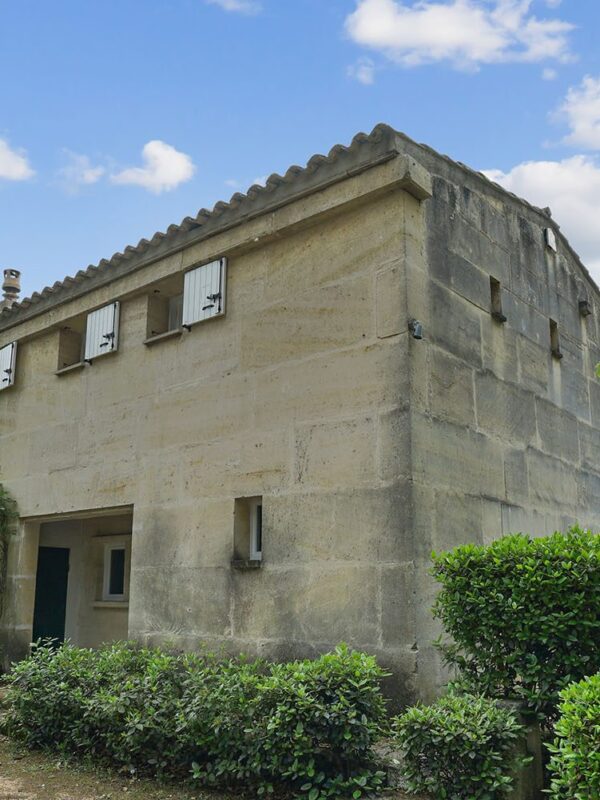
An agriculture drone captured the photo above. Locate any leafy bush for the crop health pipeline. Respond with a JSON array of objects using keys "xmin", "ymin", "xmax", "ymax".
[
  {"xmin": 431, "ymin": 526, "xmax": 600, "ymax": 719},
  {"xmin": 547, "ymin": 673, "xmax": 600, "ymax": 799},
  {"xmin": 393, "ymin": 694, "xmax": 528, "ymax": 799},
  {"xmin": 2, "ymin": 642, "xmax": 387, "ymax": 798}
]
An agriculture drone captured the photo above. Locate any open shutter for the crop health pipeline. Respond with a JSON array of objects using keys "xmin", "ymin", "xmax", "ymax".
[
  {"xmin": 0, "ymin": 341, "xmax": 17, "ymax": 389},
  {"xmin": 84, "ymin": 302, "xmax": 120, "ymax": 361},
  {"xmin": 182, "ymin": 258, "xmax": 227, "ymax": 327}
]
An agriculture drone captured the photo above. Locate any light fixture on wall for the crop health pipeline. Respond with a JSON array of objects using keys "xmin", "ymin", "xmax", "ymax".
[{"xmin": 408, "ymin": 319, "xmax": 423, "ymax": 339}]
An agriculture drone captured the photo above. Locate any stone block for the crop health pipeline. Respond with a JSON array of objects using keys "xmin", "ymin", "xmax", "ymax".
[
  {"xmin": 241, "ymin": 274, "xmax": 373, "ymax": 369},
  {"xmin": 526, "ymin": 449, "xmax": 579, "ymax": 510},
  {"xmin": 504, "ymin": 448, "xmax": 529, "ymax": 505},
  {"xmin": 266, "ymin": 484, "xmax": 413, "ymax": 565},
  {"xmin": 429, "ymin": 347, "xmax": 475, "ymax": 427},
  {"xmin": 378, "ymin": 406, "xmax": 411, "ymax": 482},
  {"xmin": 381, "ymin": 564, "xmax": 417, "ymax": 648},
  {"xmin": 426, "ymin": 282, "xmax": 483, "ymax": 368},
  {"xmin": 580, "ymin": 421, "xmax": 600, "ymax": 473},
  {"xmin": 412, "ymin": 414, "xmax": 505, "ymax": 498},
  {"xmin": 376, "ymin": 263, "xmax": 405, "ymax": 338},
  {"xmin": 536, "ymin": 398, "xmax": 580, "ymax": 464},
  {"xmin": 517, "ymin": 334, "xmax": 549, "ymax": 396},
  {"xmin": 294, "ymin": 416, "xmax": 376, "ymax": 489},
  {"xmin": 232, "ymin": 563, "xmax": 380, "ymax": 646},
  {"xmin": 475, "ymin": 371, "xmax": 537, "ymax": 445},
  {"xmin": 129, "ymin": 565, "xmax": 232, "ymax": 639}
]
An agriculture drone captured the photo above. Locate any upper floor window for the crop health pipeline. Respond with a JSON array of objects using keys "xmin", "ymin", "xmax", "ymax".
[
  {"xmin": 57, "ymin": 302, "xmax": 120, "ymax": 373},
  {"xmin": 182, "ymin": 258, "xmax": 227, "ymax": 329},
  {"xmin": 0, "ymin": 341, "xmax": 17, "ymax": 390}
]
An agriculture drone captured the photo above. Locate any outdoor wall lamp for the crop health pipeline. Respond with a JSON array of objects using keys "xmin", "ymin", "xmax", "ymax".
[{"xmin": 409, "ymin": 319, "xmax": 423, "ymax": 339}]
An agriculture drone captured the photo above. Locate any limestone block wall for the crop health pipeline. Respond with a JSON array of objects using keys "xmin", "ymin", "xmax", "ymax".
[
  {"xmin": 0, "ymin": 164, "xmax": 423, "ymax": 701},
  {"xmin": 401, "ymin": 144, "xmax": 600, "ymax": 698}
]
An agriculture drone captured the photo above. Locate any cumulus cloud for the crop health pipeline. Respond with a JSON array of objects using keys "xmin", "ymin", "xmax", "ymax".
[
  {"xmin": 484, "ymin": 156, "xmax": 600, "ymax": 282},
  {"xmin": 559, "ymin": 75, "xmax": 600, "ymax": 150},
  {"xmin": 205, "ymin": 0, "xmax": 261, "ymax": 14},
  {"xmin": 347, "ymin": 57, "xmax": 376, "ymax": 84},
  {"xmin": 111, "ymin": 140, "xmax": 195, "ymax": 194},
  {"xmin": 57, "ymin": 150, "xmax": 105, "ymax": 194},
  {"xmin": 345, "ymin": 0, "xmax": 573, "ymax": 70},
  {"xmin": 0, "ymin": 138, "xmax": 35, "ymax": 181}
]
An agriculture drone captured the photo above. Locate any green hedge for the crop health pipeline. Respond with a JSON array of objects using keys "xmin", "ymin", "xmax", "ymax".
[
  {"xmin": 2, "ymin": 642, "xmax": 387, "ymax": 799},
  {"xmin": 431, "ymin": 526, "xmax": 600, "ymax": 719},
  {"xmin": 393, "ymin": 694, "xmax": 527, "ymax": 799},
  {"xmin": 547, "ymin": 673, "xmax": 600, "ymax": 799}
]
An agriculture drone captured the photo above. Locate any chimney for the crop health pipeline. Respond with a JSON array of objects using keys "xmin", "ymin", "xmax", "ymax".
[{"xmin": 1, "ymin": 269, "xmax": 21, "ymax": 310}]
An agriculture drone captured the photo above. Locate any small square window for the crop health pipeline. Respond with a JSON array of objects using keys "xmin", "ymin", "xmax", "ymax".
[{"xmin": 103, "ymin": 545, "xmax": 126, "ymax": 601}]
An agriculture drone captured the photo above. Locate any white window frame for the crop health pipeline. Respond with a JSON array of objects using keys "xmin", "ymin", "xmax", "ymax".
[
  {"xmin": 102, "ymin": 544, "xmax": 127, "ymax": 602},
  {"xmin": 249, "ymin": 498, "xmax": 263, "ymax": 561},
  {"xmin": 0, "ymin": 341, "xmax": 17, "ymax": 390}
]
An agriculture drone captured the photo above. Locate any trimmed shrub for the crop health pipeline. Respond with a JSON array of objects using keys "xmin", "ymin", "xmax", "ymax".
[
  {"xmin": 431, "ymin": 526, "xmax": 600, "ymax": 719},
  {"xmin": 393, "ymin": 694, "xmax": 528, "ymax": 799},
  {"xmin": 547, "ymin": 673, "xmax": 600, "ymax": 799},
  {"xmin": 2, "ymin": 642, "xmax": 387, "ymax": 798}
]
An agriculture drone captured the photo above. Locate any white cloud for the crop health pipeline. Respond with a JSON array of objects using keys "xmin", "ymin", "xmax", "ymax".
[
  {"xmin": 559, "ymin": 75, "xmax": 600, "ymax": 150},
  {"xmin": 484, "ymin": 155, "xmax": 600, "ymax": 282},
  {"xmin": 225, "ymin": 178, "xmax": 240, "ymax": 188},
  {"xmin": 542, "ymin": 67, "xmax": 557, "ymax": 80},
  {"xmin": 0, "ymin": 138, "xmax": 35, "ymax": 181},
  {"xmin": 347, "ymin": 57, "xmax": 376, "ymax": 84},
  {"xmin": 205, "ymin": 0, "xmax": 261, "ymax": 14},
  {"xmin": 252, "ymin": 175, "xmax": 268, "ymax": 186},
  {"xmin": 57, "ymin": 150, "xmax": 105, "ymax": 194},
  {"xmin": 345, "ymin": 0, "xmax": 573, "ymax": 70},
  {"xmin": 111, "ymin": 140, "xmax": 195, "ymax": 194}
]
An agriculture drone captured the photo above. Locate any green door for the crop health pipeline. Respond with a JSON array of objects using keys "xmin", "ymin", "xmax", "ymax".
[{"xmin": 32, "ymin": 547, "xmax": 70, "ymax": 644}]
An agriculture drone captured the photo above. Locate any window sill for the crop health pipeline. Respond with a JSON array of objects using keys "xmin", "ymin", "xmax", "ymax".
[
  {"xmin": 231, "ymin": 559, "xmax": 262, "ymax": 571},
  {"xmin": 93, "ymin": 601, "xmax": 129, "ymax": 609},
  {"xmin": 144, "ymin": 328, "xmax": 183, "ymax": 346},
  {"xmin": 55, "ymin": 361, "xmax": 86, "ymax": 376}
]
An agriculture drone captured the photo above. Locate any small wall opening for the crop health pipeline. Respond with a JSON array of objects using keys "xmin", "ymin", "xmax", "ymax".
[
  {"xmin": 550, "ymin": 319, "xmax": 563, "ymax": 360},
  {"xmin": 232, "ymin": 496, "xmax": 263, "ymax": 568},
  {"xmin": 490, "ymin": 277, "xmax": 507, "ymax": 323}
]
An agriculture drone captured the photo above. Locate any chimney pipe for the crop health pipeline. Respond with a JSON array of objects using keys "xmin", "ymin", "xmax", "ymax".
[{"xmin": 1, "ymin": 269, "xmax": 21, "ymax": 310}]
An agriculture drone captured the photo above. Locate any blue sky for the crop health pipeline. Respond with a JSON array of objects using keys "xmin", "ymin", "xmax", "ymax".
[{"xmin": 2, "ymin": 0, "xmax": 600, "ymax": 299}]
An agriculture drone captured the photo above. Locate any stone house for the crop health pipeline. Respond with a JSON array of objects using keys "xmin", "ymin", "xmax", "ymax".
[{"xmin": 0, "ymin": 124, "xmax": 599, "ymax": 702}]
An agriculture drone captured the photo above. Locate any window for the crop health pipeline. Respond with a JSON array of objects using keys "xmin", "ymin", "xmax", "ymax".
[
  {"xmin": 0, "ymin": 341, "xmax": 17, "ymax": 390},
  {"xmin": 489, "ymin": 277, "xmax": 507, "ymax": 323},
  {"xmin": 182, "ymin": 258, "xmax": 227, "ymax": 329},
  {"xmin": 233, "ymin": 496, "xmax": 263, "ymax": 567},
  {"xmin": 550, "ymin": 319, "xmax": 563, "ymax": 360},
  {"xmin": 103, "ymin": 545, "xmax": 126, "ymax": 601},
  {"xmin": 249, "ymin": 498, "xmax": 263, "ymax": 561},
  {"xmin": 545, "ymin": 228, "xmax": 558, "ymax": 252},
  {"xmin": 145, "ymin": 275, "xmax": 185, "ymax": 343},
  {"xmin": 84, "ymin": 302, "xmax": 120, "ymax": 361}
]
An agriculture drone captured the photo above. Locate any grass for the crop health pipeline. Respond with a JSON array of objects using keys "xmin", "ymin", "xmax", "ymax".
[{"xmin": 0, "ymin": 734, "xmax": 239, "ymax": 800}]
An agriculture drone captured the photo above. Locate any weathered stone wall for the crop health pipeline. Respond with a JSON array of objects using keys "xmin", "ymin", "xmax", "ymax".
[
  {"xmin": 401, "ymin": 143, "xmax": 600, "ymax": 697},
  {"xmin": 1, "ymin": 129, "xmax": 598, "ymax": 702},
  {"xmin": 0, "ymin": 158, "xmax": 424, "ymax": 701}
]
